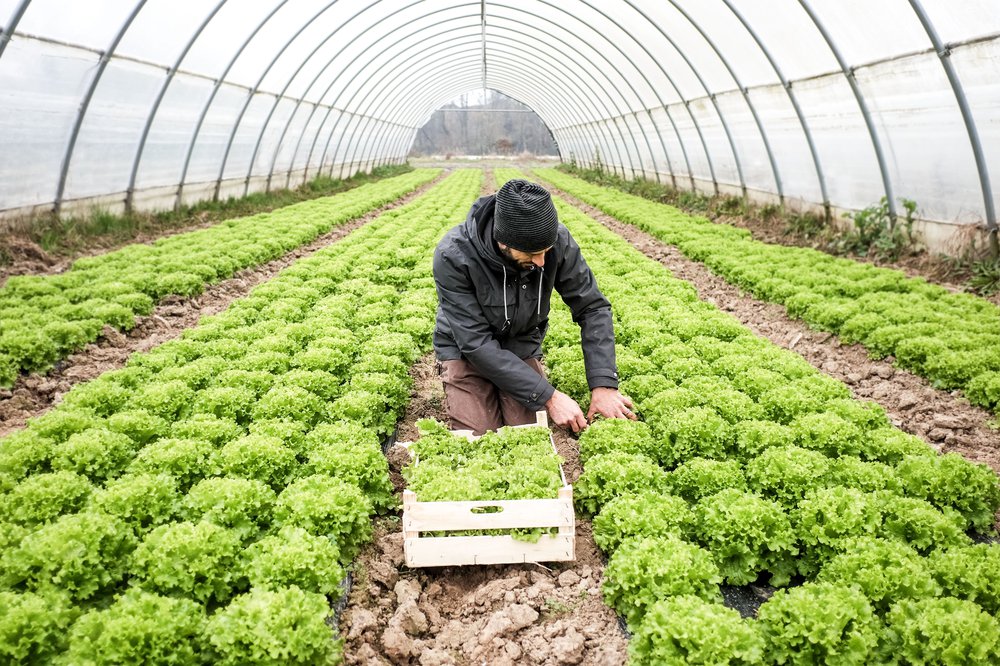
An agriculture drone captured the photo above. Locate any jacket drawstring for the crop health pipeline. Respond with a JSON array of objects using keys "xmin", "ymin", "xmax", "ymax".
[
  {"xmin": 503, "ymin": 265, "xmax": 508, "ymax": 322},
  {"xmin": 537, "ymin": 267, "xmax": 543, "ymax": 316}
]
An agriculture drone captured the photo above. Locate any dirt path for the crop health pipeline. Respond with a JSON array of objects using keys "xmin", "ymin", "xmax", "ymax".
[
  {"xmin": 0, "ymin": 174, "xmax": 448, "ymax": 437},
  {"xmin": 542, "ymin": 184, "xmax": 1000, "ymax": 474},
  {"xmin": 342, "ymin": 353, "xmax": 628, "ymax": 665}
]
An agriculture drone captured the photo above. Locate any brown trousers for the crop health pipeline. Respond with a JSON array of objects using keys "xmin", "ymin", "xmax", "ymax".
[{"xmin": 438, "ymin": 358, "xmax": 546, "ymax": 435}]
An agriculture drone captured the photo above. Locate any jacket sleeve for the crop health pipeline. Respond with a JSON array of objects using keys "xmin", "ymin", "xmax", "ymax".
[
  {"xmin": 554, "ymin": 231, "xmax": 619, "ymax": 391},
  {"xmin": 433, "ymin": 246, "xmax": 556, "ymax": 410}
]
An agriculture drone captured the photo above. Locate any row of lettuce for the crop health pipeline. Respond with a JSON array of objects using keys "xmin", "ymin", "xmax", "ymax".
[
  {"xmin": 498, "ymin": 169, "xmax": 1000, "ymax": 664},
  {"xmin": 0, "ymin": 170, "xmax": 482, "ymax": 664},
  {"xmin": 536, "ymin": 168, "xmax": 1000, "ymax": 415},
  {"xmin": 0, "ymin": 168, "xmax": 440, "ymax": 389}
]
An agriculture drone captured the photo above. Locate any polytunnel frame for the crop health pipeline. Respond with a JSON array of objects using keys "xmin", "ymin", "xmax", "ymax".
[
  {"xmin": 284, "ymin": 31, "xmax": 566, "ymax": 187},
  {"xmin": 173, "ymin": 0, "xmax": 292, "ymax": 210},
  {"xmin": 281, "ymin": 31, "xmax": 575, "ymax": 186},
  {"xmin": 280, "ymin": 20, "xmax": 614, "ymax": 185},
  {"xmin": 720, "ymin": 0, "xmax": 830, "ymax": 216},
  {"xmin": 322, "ymin": 25, "xmax": 632, "ymax": 184},
  {"xmin": 255, "ymin": 6, "xmax": 488, "ymax": 192},
  {"xmin": 307, "ymin": 11, "xmax": 642, "ymax": 182},
  {"xmin": 350, "ymin": 43, "xmax": 584, "ymax": 175},
  {"xmin": 0, "ymin": 0, "xmax": 994, "ymax": 244},
  {"xmin": 239, "ymin": 0, "xmax": 481, "ymax": 198}
]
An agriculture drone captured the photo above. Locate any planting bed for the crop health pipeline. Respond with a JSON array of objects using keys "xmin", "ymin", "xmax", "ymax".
[
  {"xmin": 0, "ymin": 169, "xmax": 440, "ymax": 388},
  {"xmin": 536, "ymin": 169, "xmax": 1000, "ymax": 416},
  {"xmin": 3, "ymin": 165, "xmax": 1000, "ymax": 665}
]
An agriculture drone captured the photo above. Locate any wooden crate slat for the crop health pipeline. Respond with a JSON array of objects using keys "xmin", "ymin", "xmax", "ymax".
[
  {"xmin": 404, "ymin": 534, "xmax": 575, "ymax": 567},
  {"xmin": 401, "ymin": 411, "xmax": 576, "ymax": 567},
  {"xmin": 402, "ymin": 494, "xmax": 573, "ymax": 532}
]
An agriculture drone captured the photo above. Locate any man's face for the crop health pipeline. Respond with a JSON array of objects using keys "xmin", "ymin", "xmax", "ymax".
[{"xmin": 498, "ymin": 243, "xmax": 550, "ymax": 270}]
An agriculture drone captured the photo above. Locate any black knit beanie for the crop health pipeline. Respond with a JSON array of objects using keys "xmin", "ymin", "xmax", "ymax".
[{"xmin": 493, "ymin": 179, "xmax": 559, "ymax": 253}]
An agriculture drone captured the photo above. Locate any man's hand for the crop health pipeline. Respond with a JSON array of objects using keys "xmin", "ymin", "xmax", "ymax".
[
  {"xmin": 545, "ymin": 390, "xmax": 588, "ymax": 433},
  {"xmin": 587, "ymin": 387, "xmax": 637, "ymax": 422}
]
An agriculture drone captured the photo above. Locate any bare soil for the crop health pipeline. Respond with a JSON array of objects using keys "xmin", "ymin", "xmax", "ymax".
[
  {"xmin": 0, "ymin": 175, "xmax": 447, "ymax": 436},
  {"xmin": 342, "ymin": 353, "xmax": 629, "ymax": 665},
  {"xmin": 546, "ymin": 187, "xmax": 1000, "ymax": 474}
]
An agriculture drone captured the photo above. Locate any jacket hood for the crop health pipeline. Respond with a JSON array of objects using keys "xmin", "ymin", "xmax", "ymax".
[{"xmin": 465, "ymin": 194, "xmax": 539, "ymax": 277}]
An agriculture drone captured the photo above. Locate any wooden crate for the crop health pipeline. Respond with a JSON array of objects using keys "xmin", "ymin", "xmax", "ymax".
[{"xmin": 401, "ymin": 412, "xmax": 575, "ymax": 567}]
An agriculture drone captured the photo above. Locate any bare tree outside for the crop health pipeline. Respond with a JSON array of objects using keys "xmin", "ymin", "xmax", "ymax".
[{"xmin": 411, "ymin": 89, "xmax": 558, "ymax": 157}]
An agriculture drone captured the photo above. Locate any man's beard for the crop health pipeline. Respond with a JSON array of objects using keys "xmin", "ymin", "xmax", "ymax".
[{"xmin": 498, "ymin": 244, "xmax": 535, "ymax": 270}]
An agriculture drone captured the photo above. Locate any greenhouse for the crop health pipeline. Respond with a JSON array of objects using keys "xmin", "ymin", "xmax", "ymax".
[{"xmin": 2, "ymin": 1, "xmax": 1000, "ymax": 664}]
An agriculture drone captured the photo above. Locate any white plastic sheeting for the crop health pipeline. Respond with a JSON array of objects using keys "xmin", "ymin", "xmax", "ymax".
[{"xmin": 0, "ymin": 0, "xmax": 996, "ymax": 244}]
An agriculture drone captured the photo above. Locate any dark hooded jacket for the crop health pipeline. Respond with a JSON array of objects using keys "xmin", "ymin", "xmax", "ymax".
[{"xmin": 432, "ymin": 194, "xmax": 618, "ymax": 411}]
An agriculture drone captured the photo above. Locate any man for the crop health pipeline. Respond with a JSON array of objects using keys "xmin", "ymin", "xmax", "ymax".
[{"xmin": 432, "ymin": 178, "xmax": 635, "ymax": 435}]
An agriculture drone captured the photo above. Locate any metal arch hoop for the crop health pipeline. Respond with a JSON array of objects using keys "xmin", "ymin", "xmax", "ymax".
[
  {"xmin": 797, "ymin": 0, "xmax": 897, "ymax": 221},
  {"xmin": 334, "ymin": 29, "xmax": 622, "ymax": 183},
  {"xmin": 53, "ymin": 0, "xmax": 147, "ymax": 215},
  {"xmin": 212, "ymin": 0, "xmax": 350, "ymax": 202},
  {"xmin": 334, "ymin": 46, "xmax": 586, "ymax": 176},
  {"xmin": 175, "ymin": 0, "xmax": 291, "ymax": 210},
  {"xmin": 908, "ymin": 0, "xmax": 997, "ymax": 254},
  {"xmin": 366, "ymin": 49, "xmax": 593, "ymax": 168},
  {"xmin": 721, "ymin": 0, "xmax": 830, "ymax": 217},
  {"xmin": 314, "ymin": 19, "xmax": 629, "ymax": 183},
  {"xmin": 125, "ymin": 0, "xmax": 228, "ymax": 213},
  {"xmin": 487, "ymin": 3, "xmax": 656, "ymax": 181},
  {"xmin": 344, "ymin": 40, "xmax": 580, "ymax": 175},
  {"xmin": 245, "ymin": 1, "xmax": 477, "ymax": 196},
  {"xmin": 338, "ymin": 40, "xmax": 616, "ymax": 181},
  {"xmin": 0, "ymin": 0, "xmax": 30, "ymax": 62},
  {"xmin": 662, "ymin": 0, "xmax": 783, "ymax": 201},
  {"xmin": 519, "ymin": 0, "xmax": 679, "ymax": 186},
  {"xmin": 266, "ymin": 15, "xmax": 485, "ymax": 188},
  {"xmin": 608, "ymin": 1, "xmax": 729, "ymax": 195}
]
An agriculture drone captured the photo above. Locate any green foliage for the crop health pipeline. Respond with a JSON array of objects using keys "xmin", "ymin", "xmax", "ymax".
[
  {"xmin": 745, "ymin": 446, "xmax": 831, "ymax": 507},
  {"xmin": 577, "ymin": 418, "xmax": 655, "ymax": 464},
  {"xmin": 87, "ymin": 473, "xmax": 180, "ymax": 536},
  {"xmin": 0, "ymin": 168, "xmax": 437, "ymax": 384},
  {"xmin": 649, "ymin": 406, "xmax": 733, "ymax": 468},
  {"xmin": 895, "ymin": 453, "xmax": 1000, "ymax": 532},
  {"xmin": 929, "ymin": 544, "xmax": 1000, "ymax": 614},
  {"xmin": 668, "ymin": 458, "xmax": 746, "ymax": 502},
  {"xmin": 0, "ymin": 590, "xmax": 78, "ymax": 663},
  {"xmin": 817, "ymin": 537, "xmax": 940, "ymax": 611},
  {"xmin": 305, "ymin": 425, "xmax": 395, "ymax": 514},
  {"xmin": 629, "ymin": 595, "xmax": 764, "ymax": 665},
  {"xmin": 756, "ymin": 583, "xmax": 881, "ymax": 666},
  {"xmin": 839, "ymin": 197, "xmax": 920, "ymax": 261},
  {"xmin": 602, "ymin": 536, "xmax": 722, "ymax": 629},
  {"xmin": 0, "ymin": 471, "xmax": 93, "ymax": 526},
  {"xmin": 241, "ymin": 526, "xmax": 345, "ymax": 598},
  {"xmin": 51, "ymin": 428, "xmax": 136, "ymax": 482},
  {"xmin": 63, "ymin": 588, "xmax": 208, "ymax": 665},
  {"xmin": 792, "ymin": 487, "xmax": 882, "ymax": 575},
  {"xmin": 128, "ymin": 437, "xmax": 219, "ymax": 490},
  {"xmin": 205, "ymin": 587, "xmax": 341, "ymax": 666},
  {"xmin": 877, "ymin": 493, "xmax": 970, "ymax": 554},
  {"xmin": 2, "ymin": 512, "xmax": 135, "ymax": 601},
  {"xmin": 693, "ymin": 489, "xmax": 798, "ymax": 586},
  {"xmin": 573, "ymin": 451, "xmax": 671, "ymax": 517},
  {"xmin": 273, "ymin": 475, "xmax": 373, "ymax": 562},
  {"xmin": 130, "ymin": 521, "xmax": 244, "ymax": 604},
  {"xmin": 592, "ymin": 491, "xmax": 694, "ymax": 555},
  {"xmin": 881, "ymin": 597, "xmax": 1000, "ymax": 665},
  {"xmin": 182, "ymin": 477, "xmax": 276, "ymax": 541},
  {"xmin": 217, "ymin": 435, "xmax": 298, "ymax": 491}
]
